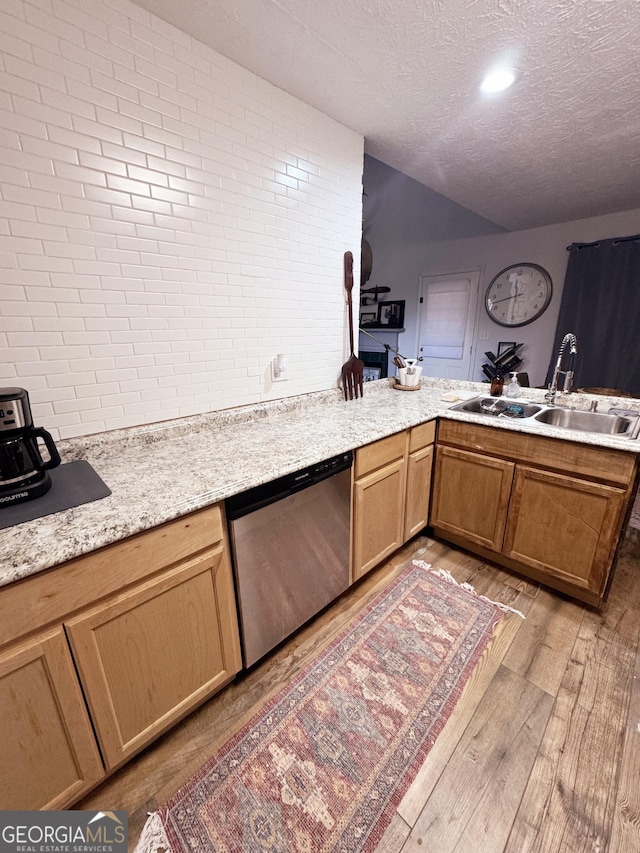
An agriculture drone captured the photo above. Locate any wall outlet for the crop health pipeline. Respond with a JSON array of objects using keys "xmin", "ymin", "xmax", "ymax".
[{"xmin": 271, "ymin": 355, "xmax": 288, "ymax": 381}]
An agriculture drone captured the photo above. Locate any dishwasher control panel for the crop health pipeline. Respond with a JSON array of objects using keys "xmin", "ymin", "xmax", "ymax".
[{"xmin": 226, "ymin": 450, "xmax": 353, "ymax": 519}]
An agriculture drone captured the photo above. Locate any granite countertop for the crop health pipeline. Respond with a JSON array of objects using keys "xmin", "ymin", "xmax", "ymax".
[{"xmin": 2, "ymin": 378, "xmax": 640, "ymax": 588}]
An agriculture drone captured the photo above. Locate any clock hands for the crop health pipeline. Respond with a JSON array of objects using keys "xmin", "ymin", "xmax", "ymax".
[
  {"xmin": 485, "ymin": 264, "xmax": 552, "ymax": 327},
  {"xmin": 489, "ymin": 291, "xmax": 524, "ymax": 306}
]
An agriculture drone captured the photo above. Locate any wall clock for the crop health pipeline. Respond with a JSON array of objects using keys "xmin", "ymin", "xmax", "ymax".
[{"xmin": 484, "ymin": 263, "xmax": 552, "ymax": 327}]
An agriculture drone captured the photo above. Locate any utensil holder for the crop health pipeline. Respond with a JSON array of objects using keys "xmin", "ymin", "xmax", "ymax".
[{"xmin": 397, "ymin": 360, "xmax": 422, "ymax": 387}]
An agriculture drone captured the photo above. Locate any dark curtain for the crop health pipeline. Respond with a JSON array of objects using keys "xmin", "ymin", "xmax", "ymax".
[{"xmin": 546, "ymin": 234, "xmax": 640, "ymax": 395}]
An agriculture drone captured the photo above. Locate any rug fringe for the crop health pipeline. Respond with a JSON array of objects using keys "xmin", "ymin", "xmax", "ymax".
[
  {"xmin": 132, "ymin": 811, "xmax": 170, "ymax": 853},
  {"xmin": 412, "ymin": 560, "xmax": 525, "ymax": 619}
]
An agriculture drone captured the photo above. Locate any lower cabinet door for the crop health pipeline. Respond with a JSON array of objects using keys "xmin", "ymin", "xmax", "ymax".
[
  {"xmin": 431, "ymin": 446, "xmax": 514, "ymax": 552},
  {"xmin": 503, "ymin": 466, "xmax": 626, "ymax": 596},
  {"xmin": 66, "ymin": 547, "xmax": 241, "ymax": 769},
  {"xmin": 0, "ymin": 627, "xmax": 104, "ymax": 809},
  {"xmin": 353, "ymin": 458, "xmax": 406, "ymax": 580},
  {"xmin": 404, "ymin": 444, "xmax": 434, "ymax": 542}
]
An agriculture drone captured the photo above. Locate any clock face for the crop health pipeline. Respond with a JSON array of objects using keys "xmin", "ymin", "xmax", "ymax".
[{"xmin": 485, "ymin": 264, "xmax": 552, "ymax": 327}]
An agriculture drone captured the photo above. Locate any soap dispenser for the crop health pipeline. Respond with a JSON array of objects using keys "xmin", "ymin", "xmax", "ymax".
[{"xmin": 505, "ymin": 372, "xmax": 522, "ymax": 398}]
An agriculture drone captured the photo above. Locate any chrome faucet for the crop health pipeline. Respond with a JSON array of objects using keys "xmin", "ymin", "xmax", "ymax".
[{"xmin": 545, "ymin": 333, "xmax": 578, "ymax": 406}]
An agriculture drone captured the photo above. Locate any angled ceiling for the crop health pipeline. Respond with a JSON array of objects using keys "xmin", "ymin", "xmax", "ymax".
[{"xmin": 130, "ymin": 0, "xmax": 640, "ymax": 231}]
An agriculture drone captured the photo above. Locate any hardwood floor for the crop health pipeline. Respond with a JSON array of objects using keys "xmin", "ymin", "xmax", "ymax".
[{"xmin": 76, "ymin": 530, "xmax": 640, "ymax": 852}]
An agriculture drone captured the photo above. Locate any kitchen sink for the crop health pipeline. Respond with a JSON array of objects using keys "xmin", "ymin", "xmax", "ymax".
[
  {"xmin": 450, "ymin": 397, "xmax": 543, "ymax": 418},
  {"xmin": 533, "ymin": 407, "xmax": 634, "ymax": 435},
  {"xmin": 448, "ymin": 395, "xmax": 639, "ymax": 437}
]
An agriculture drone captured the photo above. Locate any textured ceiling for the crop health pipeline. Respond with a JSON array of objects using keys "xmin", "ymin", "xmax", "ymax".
[{"xmin": 130, "ymin": 0, "xmax": 640, "ymax": 231}]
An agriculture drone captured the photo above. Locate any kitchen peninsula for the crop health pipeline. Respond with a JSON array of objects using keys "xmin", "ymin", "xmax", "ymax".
[
  {"xmin": 2, "ymin": 377, "xmax": 640, "ymax": 811},
  {"xmin": 3, "ymin": 378, "xmax": 640, "ymax": 587}
]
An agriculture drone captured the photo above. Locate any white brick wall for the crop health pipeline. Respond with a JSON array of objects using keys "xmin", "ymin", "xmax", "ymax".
[{"xmin": 0, "ymin": 0, "xmax": 364, "ymax": 439}]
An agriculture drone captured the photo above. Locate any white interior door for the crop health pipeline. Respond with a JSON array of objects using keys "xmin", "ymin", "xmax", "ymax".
[{"xmin": 417, "ymin": 271, "xmax": 480, "ymax": 379}]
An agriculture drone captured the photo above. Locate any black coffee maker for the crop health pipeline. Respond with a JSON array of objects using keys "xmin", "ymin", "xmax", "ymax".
[{"xmin": 0, "ymin": 387, "xmax": 61, "ymax": 506}]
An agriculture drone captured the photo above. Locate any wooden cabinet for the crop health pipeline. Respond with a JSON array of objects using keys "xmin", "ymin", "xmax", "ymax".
[
  {"xmin": 0, "ymin": 503, "xmax": 241, "ymax": 807},
  {"xmin": 431, "ymin": 446, "xmax": 514, "ymax": 552},
  {"xmin": 0, "ymin": 628, "xmax": 103, "ymax": 810},
  {"xmin": 504, "ymin": 466, "xmax": 625, "ymax": 597},
  {"xmin": 66, "ymin": 545, "xmax": 241, "ymax": 769},
  {"xmin": 352, "ymin": 421, "xmax": 436, "ymax": 581},
  {"xmin": 353, "ymin": 432, "xmax": 407, "ymax": 580},
  {"xmin": 404, "ymin": 422, "xmax": 436, "ymax": 541},
  {"xmin": 432, "ymin": 421, "xmax": 637, "ymax": 605}
]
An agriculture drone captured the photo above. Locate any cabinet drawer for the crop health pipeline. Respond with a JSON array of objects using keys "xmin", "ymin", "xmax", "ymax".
[
  {"xmin": 438, "ymin": 420, "xmax": 636, "ymax": 486},
  {"xmin": 355, "ymin": 431, "xmax": 407, "ymax": 478},
  {"xmin": 409, "ymin": 420, "xmax": 436, "ymax": 452}
]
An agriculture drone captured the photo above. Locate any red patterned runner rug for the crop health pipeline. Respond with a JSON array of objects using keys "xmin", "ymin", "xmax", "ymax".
[{"xmin": 136, "ymin": 561, "xmax": 518, "ymax": 853}]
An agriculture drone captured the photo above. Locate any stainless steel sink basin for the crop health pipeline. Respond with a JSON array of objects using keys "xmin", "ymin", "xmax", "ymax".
[
  {"xmin": 448, "ymin": 395, "xmax": 639, "ymax": 437},
  {"xmin": 533, "ymin": 407, "xmax": 634, "ymax": 435},
  {"xmin": 451, "ymin": 397, "xmax": 543, "ymax": 418}
]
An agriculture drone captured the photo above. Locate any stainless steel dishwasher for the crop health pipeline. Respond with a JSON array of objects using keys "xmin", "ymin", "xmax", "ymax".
[{"xmin": 226, "ymin": 451, "xmax": 352, "ymax": 667}]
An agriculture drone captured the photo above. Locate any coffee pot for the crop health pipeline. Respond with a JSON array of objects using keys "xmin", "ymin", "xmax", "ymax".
[{"xmin": 0, "ymin": 387, "xmax": 61, "ymax": 506}]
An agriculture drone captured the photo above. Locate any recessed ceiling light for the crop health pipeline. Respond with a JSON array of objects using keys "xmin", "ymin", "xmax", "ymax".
[{"xmin": 480, "ymin": 68, "xmax": 518, "ymax": 94}]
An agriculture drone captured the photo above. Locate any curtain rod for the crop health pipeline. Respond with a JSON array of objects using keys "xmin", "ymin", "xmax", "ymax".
[{"xmin": 566, "ymin": 233, "xmax": 640, "ymax": 251}]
